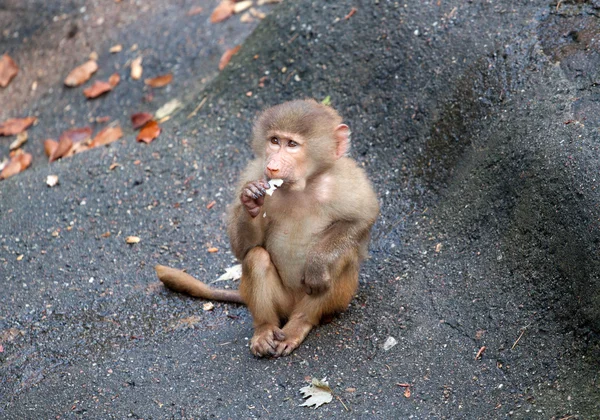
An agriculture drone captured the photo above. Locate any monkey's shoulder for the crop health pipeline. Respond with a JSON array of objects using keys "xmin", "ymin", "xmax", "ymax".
[{"xmin": 326, "ymin": 158, "xmax": 379, "ymax": 216}]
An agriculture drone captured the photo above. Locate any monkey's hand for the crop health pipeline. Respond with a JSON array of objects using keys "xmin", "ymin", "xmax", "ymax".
[
  {"xmin": 302, "ymin": 258, "xmax": 331, "ymax": 295},
  {"xmin": 241, "ymin": 180, "xmax": 270, "ymax": 218}
]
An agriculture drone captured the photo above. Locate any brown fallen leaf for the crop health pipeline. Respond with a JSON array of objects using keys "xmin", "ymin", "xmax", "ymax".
[
  {"xmin": 108, "ymin": 73, "xmax": 120, "ymax": 87},
  {"xmin": 210, "ymin": 0, "xmax": 234, "ymax": 23},
  {"xmin": 49, "ymin": 136, "xmax": 73, "ymax": 162},
  {"xmin": 137, "ymin": 120, "xmax": 161, "ymax": 144},
  {"xmin": 101, "ymin": 231, "xmax": 111, "ymax": 237},
  {"xmin": 0, "ymin": 54, "xmax": 18, "ymax": 87},
  {"xmin": 404, "ymin": 387, "xmax": 411, "ymax": 398},
  {"xmin": 0, "ymin": 152, "xmax": 32, "ymax": 180},
  {"xmin": 0, "ymin": 117, "xmax": 37, "ymax": 136},
  {"xmin": 219, "ymin": 45, "xmax": 241, "ymax": 70},
  {"xmin": 9, "ymin": 132, "xmax": 28, "ymax": 150},
  {"xmin": 475, "ymin": 346, "xmax": 486, "ymax": 360},
  {"xmin": 109, "ymin": 44, "xmax": 123, "ymax": 53},
  {"xmin": 207, "ymin": 247, "xmax": 219, "ymax": 253},
  {"xmin": 90, "ymin": 125, "xmax": 123, "ymax": 147},
  {"xmin": 84, "ymin": 80, "xmax": 113, "ymax": 98},
  {"xmin": 44, "ymin": 139, "xmax": 58, "ymax": 157},
  {"xmin": 64, "ymin": 60, "xmax": 98, "ymax": 87},
  {"xmin": 187, "ymin": 6, "xmax": 204, "ymax": 16},
  {"xmin": 64, "ymin": 140, "xmax": 90, "ymax": 158},
  {"xmin": 131, "ymin": 57, "xmax": 143, "ymax": 80},
  {"xmin": 240, "ymin": 12, "xmax": 254, "ymax": 23},
  {"xmin": 145, "ymin": 73, "xmax": 173, "ymax": 88},
  {"xmin": 131, "ymin": 112, "xmax": 154, "ymax": 129},
  {"xmin": 0, "ymin": 159, "xmax": 21, "ymax": 179},
  {"xmin": 206, "ymin": 200, "xmax": 216, "ymax": 209}
]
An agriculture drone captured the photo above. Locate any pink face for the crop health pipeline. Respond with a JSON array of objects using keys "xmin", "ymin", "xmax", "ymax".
[{"xmin": 264, "ymin": 131, "xmax": 308, "ymax": 182}]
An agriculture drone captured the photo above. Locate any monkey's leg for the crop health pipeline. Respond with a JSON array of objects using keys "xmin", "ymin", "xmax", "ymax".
[
  {"xmin": 275, "ymin": 260, "xmax": 359, "ymax": 357},
  {"xmin": 239, "ymin": 246, "xmax": 292, "ymax": 357}
]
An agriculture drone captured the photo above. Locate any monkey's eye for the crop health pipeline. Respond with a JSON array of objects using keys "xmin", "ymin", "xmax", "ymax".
[
  {"xmin": 270, "ymin": 137, "xmax": 280, "ymax": 145},
  {"xmin": 288, "ymin": 140, "xmax": 298, "ymax": 148}
]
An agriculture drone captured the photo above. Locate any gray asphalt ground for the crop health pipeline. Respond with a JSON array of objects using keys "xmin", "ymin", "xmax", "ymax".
[{"xmin": 1, "ymin": 0, "xmax": 599, "ymax": 418}]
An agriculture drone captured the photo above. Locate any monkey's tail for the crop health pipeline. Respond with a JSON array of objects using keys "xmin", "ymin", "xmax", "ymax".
[{"xmin": 155, "ymin": 264, "xmax": 245, "ymax": 305}]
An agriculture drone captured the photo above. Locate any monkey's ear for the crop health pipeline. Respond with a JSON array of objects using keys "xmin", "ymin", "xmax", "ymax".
[{"xmin": 334, "ymin": 124, "xmax": 350, "ymax": 159}]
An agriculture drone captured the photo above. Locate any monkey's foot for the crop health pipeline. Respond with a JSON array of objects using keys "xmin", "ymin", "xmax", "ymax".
[
  {"xmin": 250, "ymin": 325, "xmax": 285, "ymax": 357},
  {"xmin": 274, "ymin": 321, "xmax": 314, "ymax": 357}
]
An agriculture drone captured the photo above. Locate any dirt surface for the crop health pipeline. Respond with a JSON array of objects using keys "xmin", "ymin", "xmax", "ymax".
[{"xmin": 1, "ymin": 0, "xmax": 599, "ymax": 418}]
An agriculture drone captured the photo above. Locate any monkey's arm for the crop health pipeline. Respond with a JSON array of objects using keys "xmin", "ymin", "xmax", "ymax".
[
  {"xmin": 227, "ymin": 202, "xmax": 266, "ymax": 260},
  {"xmin": 303, "ymin": 217, "xmax": 375, "ymax": 295}
]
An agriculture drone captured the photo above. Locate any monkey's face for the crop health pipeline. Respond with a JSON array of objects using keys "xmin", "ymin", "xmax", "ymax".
[{"xmin": 264, "ymin": 132, "xmax": 308, "ymax": 184}]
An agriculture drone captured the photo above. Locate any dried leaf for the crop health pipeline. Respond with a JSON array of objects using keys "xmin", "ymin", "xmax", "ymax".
[
  {"xmin": 0, "ymin": 159, "xmax": 22, "ymax": 179},
  {"xmin": 240, "ymin": 12, "xmax": 254, "ymax": 23},
  {"xmin": 9, "ymin": 132, "xmax": 28, "ymax": 150},
  {"xmin": 206, "ymin": 200, "xmax": 217, "ymax": 209},
  {"xmin": 155, "ymin": 99, "xmax": 181, "ymax": 120},
  {"xmin": 46, "ymin": 175, "xmax": 59, "ymax": 187},
  {"xmin": 49, "ymin": 136, "xmax": 73, "ymax": 162},
  {"xmin": 344, "ymin": 7, "xmax": 357, "ymax": 20},
  {"xmin": 64, "ymin": 141, "xmax": 90, "ymax": 158},
  {"xmin": 219, "ymin": 45, "xmax": 241, "ymax": 70},
  {"xmin": 435, "ymin": 243, "xmax": 442, "ymax": 253},
  {"xmin": 404, "ymin": 387, "xmax": 411, "ymax": 398},
  {"xmin": 108, "ymin": 73, "xmax": 120, "ymax": 87},
  {"xmin": 131, "ymin": 56, "xmax": 143, "ymax": 80},
  {"xmin": 64, "ymin": 60, "xmax": 98, "ymax": 87},
  {"xmin": 203, "ymin": 302, "xmax": 215, "ymax": 311},
  {"xmin": 187, "ymin": 6, "xmax": 204, "ymax": 16},
  {"xmin": 0, "ymin": 54, "xmax": 18, "ymax": 87},
  {"xmin": 60, "ymin": 127, "xmax": 92, "ymax": 143},
  {"xmin": 207, "ymin": 247, "xmax": 219, "ymax": 253},
  {"xmin": 137, "ymin": 120, "xmax": 161, "ymax": 144},
  {"xmin": 109, "ymin": 44, "xmax": 123, "ymax": 53},
  {"xmin": 214, "ymin": 264, "xmax": 242, "ymax": 282},
  {"xmin": 126, "ymin": 236, "xmax": 141, "ymax": 244},
  {"xmin": 210, "ymin": 0, "xmax": 234, "ymax": 23},
  {"xmin": 249, "ymin": 8, "xmax": 266, "ymax": 19},
  {"xmin": 300, "ymin": 378, "xmax": 333, "ymax": 409},
  {"xmin": 145, "ymin": 73, "xmax": 173, "ymax": 88},
  {"xmin": 83, "ymin": 80, "xmax": 113, "ymax": 98},
  {"xmin": 131, "ymin": 112, "xmax": 153, "ymax": 129},
  {"xmin": 0, "ymin": 152, "xmax": 32, "ymax": 180},
  {"xmin": 0, "ymin": 117, "xmax": 37, "ymax": 136},
  {"xmin": 233, "ymin": 0, "xmax": 252, "ymax": 14},
  {"xmin": 44, "ymin": 139, "xmax": 58, "ymax": 157},
  {"xmin": 91, "ymin": 125, "xmax": 123, "ymax": 147},
  {"xmin": 383, "ymin": 336, "xmax": 398, "ymax": 351}
]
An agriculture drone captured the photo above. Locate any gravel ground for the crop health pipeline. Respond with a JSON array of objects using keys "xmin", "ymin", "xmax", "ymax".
[{"xmin": 1, "ymin": 0, "xmax": 599, "ymax": 418}]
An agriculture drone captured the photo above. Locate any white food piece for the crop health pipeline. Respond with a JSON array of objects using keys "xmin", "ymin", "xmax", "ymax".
[{"xmin": 265, "ymin": 178, "xmax": 283, "ymax": 196}]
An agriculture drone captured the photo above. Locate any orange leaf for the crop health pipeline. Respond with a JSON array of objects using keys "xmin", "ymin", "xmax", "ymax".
[
  {"xmin": 403, "ymin": 387, "xmax": 411, "ymax": 398},
  {"xmin": 64, "ymin": 60, "xmax": 98, "ymax": 87},
  {"xmin": 207, "ymin": 247, "xmax": 219, "ymax": 253},
  {"xmin": 0, "ymin": 117, "xmax": 37, "ymax": 136},
  {"xmin": 17, "ymin": 152, "xmax": 32, "ymax": 170},
  {"xmin": 131, "ymin": 112, "xmax": 153, "ymax": 129},
  {"xmin": 0, "ymin": 152, "xmax": 32, "ymax": 180},
  {"xmin": 44, "ymin": 139, "xmax": 58, "ymax": 157},
  {"xmin": 0, "ymin": 159, "xmax": 22, "ymax": 179},
  {"xmin": 65, "ymin": 141, "xmax": 90, "ymax": 157},
  {"xmin": 49, "ymin": 136, "xmax": 73, "ymax": 162},
  {"xmin": 83, "ymin": 80, "xmax": 113, "ymax": 98},
  {"xmin": 108, "ymin": 73, "xmax": 120, "ymax": 87},
  {"xmin": 91, "ymin": 125, "xmax": 123, "ymax": 147},
  {"xmin": 219, "ymin": 45, "xmax": 241, "ymax": 70},
  {"xmin": 144, "ymin": 73, "xmax": 173, "ymax": 88},
  {"xmin": 210, "ymin": 0, "xmax": 234, "ymax": 23},
  {"xmin": 137, "ymin": 120, "xmax": 161, "ymax": 143},
  {"xmin": 0, "ymin": 54, "xmax": 18, "ymax": 88}
]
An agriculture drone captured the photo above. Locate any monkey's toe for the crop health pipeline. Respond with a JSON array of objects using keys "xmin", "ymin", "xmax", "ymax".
[
  {"xmin": 250, "ymin": 326, "xmax": 284, "ymax": 357},
  {"xmin": 274, "ymin": 339, "xmax": 301, "ymax": 357}
]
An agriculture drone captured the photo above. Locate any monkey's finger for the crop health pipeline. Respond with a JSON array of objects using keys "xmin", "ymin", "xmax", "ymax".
[
  {"xmin": 243, "ymin": 188, "xmax": 258, "ymax": 199},
  {"xmin": 248, "ymin": 184, "xmax": 264, "ymax": 198}
]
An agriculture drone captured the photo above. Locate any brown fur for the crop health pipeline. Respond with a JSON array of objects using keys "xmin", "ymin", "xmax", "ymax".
[{"xmin": 156, "ymin": 99, "xmax": 379, "ymax": 357}]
